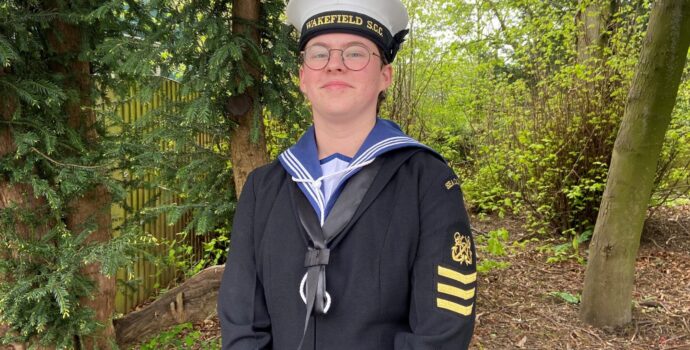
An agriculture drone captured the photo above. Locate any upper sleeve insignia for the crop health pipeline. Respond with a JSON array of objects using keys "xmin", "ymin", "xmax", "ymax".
[
  {"xmin": 451, "ymin": 232, "xmax": 472, "ymax": 265},
  {"xmin": 445, "ymin": 178, "xmax": 460, "ymax": 190}
]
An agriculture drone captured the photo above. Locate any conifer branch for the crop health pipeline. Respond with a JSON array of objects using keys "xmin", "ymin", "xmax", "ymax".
[{"xmin": 30, "ymin": 147, "xmax": 111, "ymax": 170}]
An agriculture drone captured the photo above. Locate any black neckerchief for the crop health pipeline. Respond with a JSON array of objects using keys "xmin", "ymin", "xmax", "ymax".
[{"xmin": 292, "ymin": 158, "xmax": 383, "ymax": 350}]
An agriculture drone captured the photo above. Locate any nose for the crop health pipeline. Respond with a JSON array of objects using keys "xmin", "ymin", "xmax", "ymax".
[{"xmin": 325, "ymin": 49, "xmax": 345, "ymax": 72}]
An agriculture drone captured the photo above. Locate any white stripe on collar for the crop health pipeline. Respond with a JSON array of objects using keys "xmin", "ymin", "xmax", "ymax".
[
  {"xmin": 291, "ymin": 158, "xmax": 375, "ymax": 227},
  {"xmin": 278, "ymin": 119, "xmax": 432, "ymax": 226}
]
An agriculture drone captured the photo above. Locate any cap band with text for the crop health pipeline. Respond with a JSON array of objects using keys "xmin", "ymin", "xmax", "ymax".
[
  {"xmin": 299, "ymin": 11, "xmax": 393, "ymax": 59},
  {"xmin": 286, "ymin": 0, "xmax": 409, "ymax": 62}
]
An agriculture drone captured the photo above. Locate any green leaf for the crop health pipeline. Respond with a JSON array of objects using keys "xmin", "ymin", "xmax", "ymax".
[
  {"xmin": 477, "ymin": 259, "xmax": 510, "ymax": 273},
  {"xmin": 548, "ymin": 291, "xmax": 580, "ymax": 304},
  {"xmin": 486, "ymin": 236, "xmax": 506, "ymax": 256},
  {"xmin": 0, "ymin": 33, "xmax": 20, "ymax": 66}
]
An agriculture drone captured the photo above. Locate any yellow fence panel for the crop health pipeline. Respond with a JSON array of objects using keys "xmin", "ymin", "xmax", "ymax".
[{"xmin": 111, "ymin": 79, "xmax": 210, "ymax": 314}]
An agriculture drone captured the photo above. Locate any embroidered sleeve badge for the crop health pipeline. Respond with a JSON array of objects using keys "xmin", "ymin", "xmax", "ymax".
[{"xmin": 451, "ymin": 232, "xmax": 472, "ymax": 265}]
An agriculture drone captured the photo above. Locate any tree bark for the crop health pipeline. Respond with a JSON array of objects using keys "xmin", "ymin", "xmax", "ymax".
[
  {"xmin": 0, "ymin": 69, "xmax": 40, "ymax": 350},
  {"xmin": 576, "ymin": 0, "xmax": 614, "ymax": 63},
  {"xmin": 113, "ymin": 265, "xmax": 225, "ymax": 349},
  {"xmin": 229, "ymin": 0, "xmax": 269, "ymax": 193},
  {"xmin": 45, "ymin": 6, "xmax": 115, "ymax": 348},
  {"xmin": 580, "ymin": 0, "xmax": 690, "ymax": 328},
  {"xmin": 64, "ymin": 186, "xmax": 115, "ymax": 350}
]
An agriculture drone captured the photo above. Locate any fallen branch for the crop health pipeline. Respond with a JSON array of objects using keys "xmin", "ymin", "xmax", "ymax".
[{"xmin": 113, "ymin": 265, "xmax": 225, "ymax": 349}]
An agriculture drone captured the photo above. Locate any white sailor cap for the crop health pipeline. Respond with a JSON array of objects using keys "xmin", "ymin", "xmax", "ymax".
[{"xmin": 286, "ymin": 0, "xmax": 409, "ymax": 62}]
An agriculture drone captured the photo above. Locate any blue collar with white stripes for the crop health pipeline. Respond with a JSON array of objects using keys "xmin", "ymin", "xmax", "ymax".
[{"xmin": 278, "ymin": 118, "xmax": 432, "ymax": 226}]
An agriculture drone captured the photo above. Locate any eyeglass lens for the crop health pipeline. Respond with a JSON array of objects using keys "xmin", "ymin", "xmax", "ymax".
[{"xmin": 303, "ymin": 45, "xmax": 372, "ymax": 71}]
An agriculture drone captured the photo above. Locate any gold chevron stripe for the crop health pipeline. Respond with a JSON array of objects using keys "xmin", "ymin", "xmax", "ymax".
[
  {"xmin": 437, "ymin": 266, "xmax": 476, "ymax": 284},
  {"xmin": 437, "ymin": 298, "xmax": 474, "ymax": 316},
  {"xmin": 438, "ymin": 283, "xmax": 475, "ymax": 300}
]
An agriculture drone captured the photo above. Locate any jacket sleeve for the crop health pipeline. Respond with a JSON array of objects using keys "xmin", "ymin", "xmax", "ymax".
[
  {"xmin": 395, "ymin": 162, "xmax": 477, "ymax": 349},
  {"xmin": 217, "ymin": 172, "xmax": 272, "ymax": 349}
]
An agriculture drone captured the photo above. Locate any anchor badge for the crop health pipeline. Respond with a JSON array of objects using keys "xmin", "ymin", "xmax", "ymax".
[{"xmin": 451, "ymin": 232, "xmax": 472, "ymax": 265}]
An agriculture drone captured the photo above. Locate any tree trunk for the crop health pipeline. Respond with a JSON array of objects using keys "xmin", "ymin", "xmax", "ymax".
[
  {"xmin": 113, "ymin": 265, "xmax": 225, "ymax": 349},
  {"xmin": 0, "ymin": 71, "xmax": 11, "ymax": 288},
  {"xmin": 45, "ymin": 7, "xmax": 115, "ymax": 348},
  {"xmin": 229, "ymin": 0, "xmax": 269, "ymax": 193},
  {"xmin": 576, "ymin": 0, "xmax": 613, "ymax": 63},
  {"xmin": 64, "ymin": 186, "xmax": 115, "ymax": 349},
  {"xmin": 0, "ymin": 70, "xmax": 42, "ymax": 350},
  {"xmin": 580, "ymin": 0, "xmax": 690, "ymax": 328}
]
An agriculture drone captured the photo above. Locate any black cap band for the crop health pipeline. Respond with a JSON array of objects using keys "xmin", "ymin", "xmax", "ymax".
[{"xmin": 298, "ymin": 10, "xmax": 406, "ymax": 62}]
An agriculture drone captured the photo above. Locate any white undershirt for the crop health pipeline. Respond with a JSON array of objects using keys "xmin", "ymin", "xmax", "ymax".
[{"xmin": 319, "ymin": 154, "xmax": 352, "ymax": 205}]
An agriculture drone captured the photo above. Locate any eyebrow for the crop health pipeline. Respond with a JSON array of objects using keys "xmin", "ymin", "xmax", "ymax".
[{"xmin": 308, "ymin": 41, "xmax": 369, "ymax": 48}]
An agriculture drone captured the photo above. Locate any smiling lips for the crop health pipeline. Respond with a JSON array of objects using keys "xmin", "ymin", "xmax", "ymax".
[{"xmin": 322, "ymin": 80, "xmax": 353, "ymax": 89}]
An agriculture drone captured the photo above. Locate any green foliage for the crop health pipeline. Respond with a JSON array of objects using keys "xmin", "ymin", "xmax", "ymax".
[
  {"xmin": 139, "ymin": 323, "xmax": 220, "ymax": 350},
  {"xmin": 2, "ymin": 0, "xmax": 307, "ymax": 344},
  {"xmin": 0, "ymin": 0, "xmax": 143, "ymax": 346},
  {"xmin": 0, "ymin": 215, "xmax": 141, "ymax": 347},
  {"xmin": 538, "ymin": 228, "xmax": 593, "ymax": 264},
  {"xmin": 94, "ymin": 2, "xmax": 309, "ymax": 313},
  {"xmin": 0, "ymin": 223, "xmax": 96, "ymax": 347},
  {"xmin": 199, "ymin": 231, "xmax": 230, "ymax": 269},
  {"xmin": 547, "ymin": 291, "xmax": 580, "ymax": 304},
  {"xmin": 477, "ymin": 260, "xmax": 511, "ymax": 274},
  {"xmin": 389, "ymin": 0, "xmax": 684, "ymax": 237},
  {"xmin": 165, "ymin": 228, "xmax": 230, "ymax": 277},
  {"xmin": 485, "ymin": 228, "xmax": 509, "ymax": 257},
  {"xmin": 653, "ymin": 66, "xmax": 690, "ymax": 207},
  {"xmin": 101, "ymin": 0, "xmax": 307, "ymax": 250},
  {"xmin": 475, "ymin": 228, "xmax": 512, "ymax": 273},
  {"xmin": 265, "ymin": 117, "xmax": 310, "ymax": 160}
]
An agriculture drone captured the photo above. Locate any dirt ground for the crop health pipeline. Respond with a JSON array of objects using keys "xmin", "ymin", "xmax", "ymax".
[
  {"xmin": 191, "ymin": 205, "xmax": 690, "ymax": 350},
  {"xmin": 468, "ymin": 205, "xmax": 690, "ymax": 350}
]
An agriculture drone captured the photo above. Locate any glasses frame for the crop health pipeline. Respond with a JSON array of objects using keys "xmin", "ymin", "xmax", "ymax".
[{"xmin": 300, "ymin": 44, "xmax": 383, "ymax": 71}]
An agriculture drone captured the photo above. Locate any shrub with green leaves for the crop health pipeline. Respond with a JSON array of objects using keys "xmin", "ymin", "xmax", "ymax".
[
  {"xmin": 455, "ymin": 0, "xmax": 664, "ymax": 235},
  {"xmin": 475, "ymin": 228, "xmax": 512, "ymax": 273},
  {"xmin": 386, "ymin": 0, "xmax": 689, "ymax": 236},
  {"xmin": 653, "ymin": 76, "xmax": 690, "ymax": 208},
  {"xmin": 0, "ymin": 216, "xmax": 139, "ymax": 347}
]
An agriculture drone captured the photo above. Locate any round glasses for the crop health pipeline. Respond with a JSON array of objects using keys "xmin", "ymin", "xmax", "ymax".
[{"xmin": 301, "ymin": 44, "xmax": 382, "ymax": 71}]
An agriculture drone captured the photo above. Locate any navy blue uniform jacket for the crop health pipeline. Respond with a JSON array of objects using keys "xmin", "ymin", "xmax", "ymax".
[{"xmin": 217, "ymin": 146, "xmax": 477, "ymax": 349}]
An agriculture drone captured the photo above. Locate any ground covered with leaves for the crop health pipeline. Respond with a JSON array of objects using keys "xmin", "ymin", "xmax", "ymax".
[
  {"xmin": 470, "ymin": 206, "xmax": 690, "ymax": 350},
  {"xmin": 133, "ymin": 206, "xmax": 690, "ymax": 349}
]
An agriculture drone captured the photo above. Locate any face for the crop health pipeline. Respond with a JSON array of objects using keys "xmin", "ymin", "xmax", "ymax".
[{"xmin": 299, "ymin": 33, "xmax": 392, "ymax": 123}]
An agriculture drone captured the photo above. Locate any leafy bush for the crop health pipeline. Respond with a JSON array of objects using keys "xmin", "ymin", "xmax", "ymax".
[
  {"xmin": 377, "ymin": 0, "xmax": 658, "ymax": 236},
  {"xmin": 166, "ymin": 228, "xmax": 231, "ymax": 278},
  {"xmin": 475, "ymin": 228, "xmax": 512, "ymax": 273},
  {"xmin": 538, "ymin": 229, "xmax": 593, "ymax": 264},
  {"xmin": 652, "ymin": 75, "xmax": 690, "ymax": 208},
  {"xmin": 457, "ymin": 1, "xmax": 657, "ymax": 236},
  {"xmin": 0, "ymin": 208, "xmax": 140, "ymax": 347}
]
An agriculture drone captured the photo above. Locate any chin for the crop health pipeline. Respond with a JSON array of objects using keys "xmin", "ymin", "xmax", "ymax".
[
  {"xmin": 311, "ymin": 95, "xmax": 378, "ymax": 120},
  {"xmin": 318, "ymin": 110, "xmax": 355, "ymax": 121},
  {"xmin": 315, "ymin": 103, "xmax": 355, "ymax": 116}
]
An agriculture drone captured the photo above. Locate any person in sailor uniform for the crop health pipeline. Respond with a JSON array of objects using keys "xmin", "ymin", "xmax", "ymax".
[{"xmin": 217, "ymin": 0, "xmax": 477, "ymax": 349}]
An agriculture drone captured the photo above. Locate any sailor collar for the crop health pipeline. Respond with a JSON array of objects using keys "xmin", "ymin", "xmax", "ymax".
[{"xmin": 278, "ymin": 118, "xmax": 432, "ymax": 226}]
